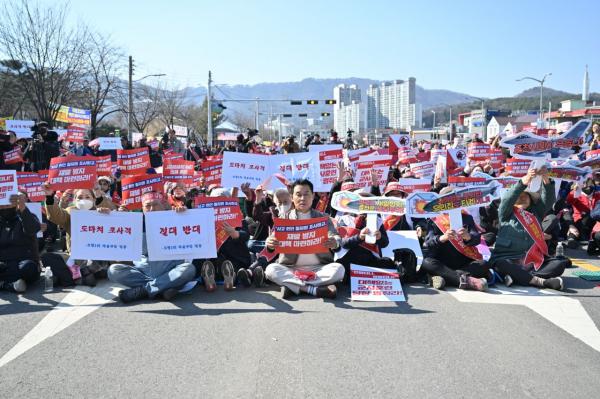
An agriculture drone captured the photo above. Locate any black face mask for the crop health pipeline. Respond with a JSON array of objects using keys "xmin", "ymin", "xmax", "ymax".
[{"xmin": 0, "ymin": 207, "xmax": 17, "ymax": 220}]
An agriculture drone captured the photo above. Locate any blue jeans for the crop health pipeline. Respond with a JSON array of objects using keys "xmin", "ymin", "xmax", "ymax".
[{"xmin": 107, "ymin": 261, "xmax": 195, "ymax": 298}]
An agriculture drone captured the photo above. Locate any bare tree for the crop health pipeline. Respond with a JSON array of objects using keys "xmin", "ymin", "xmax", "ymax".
[
  {"xmin": 0, "ymin": 0, "xmax": 89, "ymax": 126},
  {"xmin": 158, "ymin": 87, "xmax": 186, "ymax": 129},
  {"xmin": 72, "ymin": 32, "xmax": 125, "ymax": 137}
]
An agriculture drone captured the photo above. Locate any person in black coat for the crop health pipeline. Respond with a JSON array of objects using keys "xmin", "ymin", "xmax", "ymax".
[
  {"xmin": 420, "ymin": 189, "xmax": 490, "ymax": 291},
  {"xmin": 0, "ymin": 193, "xmax": 41, "ymax": 293}
]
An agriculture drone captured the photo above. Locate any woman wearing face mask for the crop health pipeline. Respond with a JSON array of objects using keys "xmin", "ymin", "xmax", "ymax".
[{"xmin": 40, "ymin": 182, "xmax": 115, "ymax": 286}]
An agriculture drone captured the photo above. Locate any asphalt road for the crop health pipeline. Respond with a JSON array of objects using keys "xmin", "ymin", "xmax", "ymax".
[{"xmin": 2, "ymin": 247, "xmax": 600, "ymax": 399}]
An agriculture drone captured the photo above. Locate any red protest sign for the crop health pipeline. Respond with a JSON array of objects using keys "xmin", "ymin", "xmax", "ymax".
[
  {"xmin": 121, "ymin": 174, "xmax": 163, "ymax": 210},
  {"xmin": 48, "ymin": 156, "xmax": 97, "ymax": 191},
  {"xmin": 200, "ymin": 159, "xmax": 222, "ymax": 187},
  {"xmin": 17, "ymin": 172, "xmax": 46, "ymax": 202},
  {"xmin": 490, "ymin": 148, "xmax": 505, "ymax": 171},
  {"xmin": 504, "ymin": 158, "xmax": 532, "ymax": 177},
  {"xmin": 195, "ymin": 196, "xmax": 243, "ymax": 250},
  {"xmin": 163, "ymin": 159, "xmax": 195, "ymax": 185},
  {"xmin": 272, "ymin": 217, "xmax": 329, "ymax": 254},
  {"xmin": 95, "ymin": 155, "xmax": 112, "ymax": 176},
  {"xmin": 3, "ymin": 147, "xmax": 23, "ymax": 164},
  {"xmin": 64, "ymin": 125, "xmax": 86, "ymax": 143},
  {"xmin": 447, "ymin": 176, "xmax": 488, "ymax": 187},
  {"xmin": 397, "ymin": 147, "xmax": 418, "ymax": 165},
  {"xmin": 117, "ymin": 148, "xmax": 150, "ymax": 175},
  {"xmin": 467, "ymin": 143, "xmax": 491, "ymax": 161}
]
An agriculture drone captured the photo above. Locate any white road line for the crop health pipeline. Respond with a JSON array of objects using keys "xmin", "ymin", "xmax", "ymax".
[
  {"xmin": 0, "ymin": 282, "xmax": 121, "ymax": 368},
  {"xmin": 448, "ymin": 286, "xmax": 600, "ymax": 353}
]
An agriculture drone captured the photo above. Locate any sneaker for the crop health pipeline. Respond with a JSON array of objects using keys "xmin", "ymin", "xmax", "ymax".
[
  {"xmin": 200, "ymin": 261, "xmax": 216, "ymax": 293},
  {"xmin": 118, "ymin": 286, "xmax": 149, "ymax": 303},
  {"xmin": 161, "ymin": 288, "xmax": 179, "ymax": 301},
  {"xmin": 543, "ymin": 277, "xmax": 564, "ymax": 291},
  {"xmin": 236, "ymin": 268, "xmax": 252, "ymax": 288},
  {"xmin": 252, "ymin": 265, "xmax": 265, "ymax": 288},
  {"xmin": 316, "ymin": 285, "xmax": 337, "ymax": 299},
  {"xmin": 430, "ymin": 275, "xmax": 446, "ymax": 290},
  {"xmin": 459, "ymin": 274, "xmax": 487, "ymax": 291},
  {"xmin": 221, "ymin": 260, "xmax": 235, "ymax": 291},
  {"xmin": 504, "ymin": 274, "xmax": 514, "ymax": 287},
  {"xmin": 281, "ymin": 285, "xmax": 294, "ymax": 299}
]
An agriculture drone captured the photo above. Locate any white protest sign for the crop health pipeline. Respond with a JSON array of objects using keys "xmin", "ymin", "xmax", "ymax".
[
  {"xmin": 220, "ymin": 151, "xmax": 270, "ymax": 189},
  {"xmin": 309, "ymin": 144, "xmax": 343, "ymax": 152},
  {"xmin": 25, "ymin": 202, "xmax": 43, "ymax": 238},
  {"xmin": 5, "ymin": 120, "xmax": 35, "ymax": 139},
  {"xmin": 70, "ymin": 210, "xmax": 143, "ymax": 261},
  {"xmin": 0, "ymin": 170, "xmax": 17, "ymax": 205},
  {"xmin": 144, "ymin": 209, "xmax": 217, "ymax": 261},
  {"xmin": 313, "ymin": 148, "xmax": 344, "ymax": 192},
  {"xmin": 448, "ymin": 209, "xmax": 463, "ymax": 231},
  {"xmin": 353, "ymin": 156, "xmax": 391, "ymax": 189},
  {"xmin": 99, "ymin": 137, "xmax": 123, "ymax": 150},
  {"xmin": 350, "ymin": 264, "xmax": 405, "ymax": 302},
  {"xmin": 381, "ymin": 230, "xmax": 423, "ymax": 268},
  {"xmin": 166, "ymin": 124, "xmax": 188, "ymax": 138},
  {"xmin": 269, "ymin": 152, "xmax": 317, "ymax": 183}
]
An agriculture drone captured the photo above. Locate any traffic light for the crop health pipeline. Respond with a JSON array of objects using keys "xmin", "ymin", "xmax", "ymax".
[
  {"xmin": 307, "ymin": 100, "xmax": 319, "ymax": 105},
  {"xmin": 298, "ymin": 113, "xmax": 308, "ymax": 117},
  {"xmin": 290, "ymin": 100, "xmax": 302, "ymax": 105},
  {"xmin": 325, "ymin": 99, "xmax": 336, "ymax": 105},
  {"xmin": 282, "ymin": 113, "xmax": 293, "ymax": 118},
  {"xmin": 321, "ymin": 112, "xmax": 331, "ymax": 117}
]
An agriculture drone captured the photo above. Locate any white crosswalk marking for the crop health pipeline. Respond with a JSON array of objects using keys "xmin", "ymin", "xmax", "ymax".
[
  {"xmin": 448, "ymin": 286, "xmax": 600, "ymax": 353},
  {"xmin": 0, "ymin": 282, "xmax": 121, "ymax": 368}
]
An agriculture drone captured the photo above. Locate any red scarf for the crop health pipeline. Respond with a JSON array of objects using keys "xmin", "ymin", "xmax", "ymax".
[
  {"xmin": 513, "ymin": 206, "xmax": 548, "ymax": 271},
  {"xmin": 433, "ymin": 214, "xmax": 482, "ymax": 260}
]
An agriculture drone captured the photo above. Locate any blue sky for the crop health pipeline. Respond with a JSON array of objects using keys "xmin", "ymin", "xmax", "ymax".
[{"xmin": 42, "ymin": 0, "xmax": 599, "ymax": 97}]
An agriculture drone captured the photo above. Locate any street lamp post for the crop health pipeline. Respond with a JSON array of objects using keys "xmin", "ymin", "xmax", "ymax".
[
  {"xmin": 431, "ymin": 110, "xmax": 436, "ymax": 137},
  {"xmin": 516, "ymin": 73, "xmax": 552, "ymax": 128},
  {"xmin": 127, "ymin": 65, "xmax": 166, "ymax": 142}
]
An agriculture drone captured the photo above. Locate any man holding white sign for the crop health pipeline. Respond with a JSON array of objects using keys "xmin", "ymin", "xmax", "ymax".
[{"xmin": 107, "ymin": 192, "xmax": 197, "ymax": 303}]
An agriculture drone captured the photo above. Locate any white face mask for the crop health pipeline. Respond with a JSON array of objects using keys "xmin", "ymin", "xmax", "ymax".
[
  {"xmin": 277, "ymin": 204, "xmax": 291, "ymax": 215},
  {"xmin": 75, "ymin": 199, "xmax": 94, "ymax": 210}
]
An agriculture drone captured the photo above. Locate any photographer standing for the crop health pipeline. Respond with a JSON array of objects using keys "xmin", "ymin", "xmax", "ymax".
[{"xmin": 22, "ymin": 122, "xmax": 60, "ymax": 171}]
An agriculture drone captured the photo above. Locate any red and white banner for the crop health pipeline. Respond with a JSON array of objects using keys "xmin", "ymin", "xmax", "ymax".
[
  {"xmin": 195, "ymin": 196, "xmax": 243, "ymax": 250},
  {"xmin": 95, "ymin": 155, "xmax": 112, "ymax": 176},
  {"xmin": 392, "ymin": 178, "xmax": 431, "ymax": 194},
  {"xmin": 447, "ymin": 176, "xmax": 488, "ymax": 187},
  {"xmin": 17, "ymin": 172, "xmax": 46, "ymax": 202},
  {"xmin": 388, "ymin": 134, "xmax": 411, "ymax": 164},
  {"xmin": 504, "ymin": 158, "xmax": 532, "ymax": 177},
  {"xmin": 117, "ymin": 148, "xmax": 150, "ymax": 175},
  {"xmin": 48, "ymin": 156, "xmax": 97, "ymax": 191},
  {"xmin": 120, "ymin": 174, "xmax": 163, "ymax": 210},
  {"xmin": 272, "ymin": 216, "xmax": 329, "ymax": 254},
  {"xmin": 0, "ymin": 170, "xmax": 17, "ymax": 205},
  {"xmin": 2, "ymin": 148, "xmax": 23, "ymax": 164},
  {"xmin": 397, "ymin": 147, "xmax": 418, "ymax": 165},
  {"xmin": 64, "ymin": 125, "xmax": 87, "ymax": 143},
  {"xmin": 467, "ymin": 143, "xmax": 491, "ymax": 162},
  {"xmin": 350, "ymin": 264, "xmax": 405, "ymax": 302},
  {"xmin": 200, "ymin": 158, "xmax": 223, "ymax": 187},
  {"xmin": 162, "ymin": 159, "xmax": 195, "ymax": 185},
  {"xmin": 409, "ymin": 161, "xmax": 434, "ymax": 179}
]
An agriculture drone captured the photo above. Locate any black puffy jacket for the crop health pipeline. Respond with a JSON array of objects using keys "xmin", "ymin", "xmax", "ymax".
[{"xmin": 0, "ymin": 207, "xmax": 41, "ymax": 262}]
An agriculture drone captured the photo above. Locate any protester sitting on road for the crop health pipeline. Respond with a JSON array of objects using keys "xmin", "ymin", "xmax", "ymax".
[
  {"xmin": 0, "ymin": 193, "xmax": 41, "ymax": 294},
  {"xmin": 265, "ymin": 179, "xmax": 345, "ymax": 299},
  {"xmin": 490, "ymin": 168, "xmax": 568, "ymax": 291},
  {"xmin": 108, "ymin": 191, "xmax": 196, "ymax": 303},
  {"xmin": 210, "ymin": 188, "xmax": 253, "ymax": 291},
  {"xmin": 420, "ymin": 187, "xmax": 490, "ymax": 291},
  {"xmin": 41, "ymin": 183, "xmax": 115, "ymax": 286}
]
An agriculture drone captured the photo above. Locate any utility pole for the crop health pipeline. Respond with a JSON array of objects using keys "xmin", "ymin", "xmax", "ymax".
[
  {"xmin": 128, "ymin": 55, "xmax": 133, "ymax": 142},
  {"xmin": 255, "ymin": 98, "xmax": 259, "ymax": 131},
  {"xmin": 207, "ymin": 70, "xmax": 213, "ymax": 148}
]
